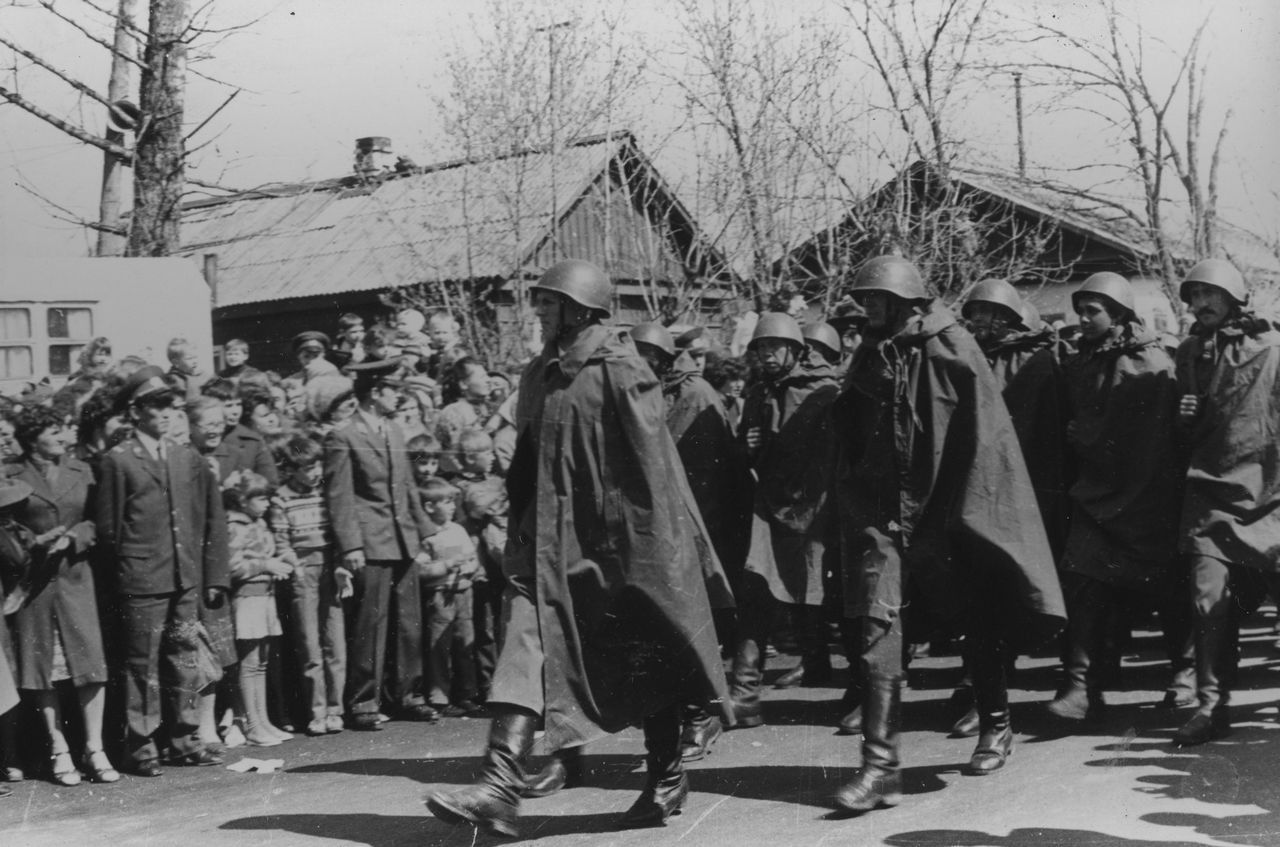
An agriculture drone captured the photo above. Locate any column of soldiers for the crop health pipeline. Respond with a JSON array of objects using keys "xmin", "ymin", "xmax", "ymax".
[{"xmin": 418, "ymin": 254, "xmax": 1280, "ymax": 835}]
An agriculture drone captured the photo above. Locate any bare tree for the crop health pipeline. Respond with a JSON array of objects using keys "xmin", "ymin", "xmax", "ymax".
[
  {"xmin": 1024, "ymin": 0, "xmax": 1231, "ymax": 302},
  {"xmin": 1, "ymin": 0, "xmax": 246, "ymax": 255},
  {"xmin": 659, "ymin": 0, "xmax": 864, "ymax": 310}
]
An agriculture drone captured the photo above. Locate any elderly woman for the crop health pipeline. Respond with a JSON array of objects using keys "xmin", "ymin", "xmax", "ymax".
[{"xmin": 10, "ymin": 407, "xmax": 116, "ymax": 785}]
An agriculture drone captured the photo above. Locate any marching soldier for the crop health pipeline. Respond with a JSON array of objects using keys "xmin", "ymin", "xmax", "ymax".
[{"xmin": 832, "ymin": 256, "xmax": 1064, "ymax": 814}]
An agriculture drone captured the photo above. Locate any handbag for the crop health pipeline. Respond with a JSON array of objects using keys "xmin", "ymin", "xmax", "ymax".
[
  {"xmin": 166, "ymin": 619, "xmax": 225, "ymax": 692},
  {"xmin": 0, "ymin": 523, "xmax": 33, "ymax": 616}
]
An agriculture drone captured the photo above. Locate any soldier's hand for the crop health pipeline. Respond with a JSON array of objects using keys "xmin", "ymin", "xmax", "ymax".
[
  {"xmin": 343, "ymin": 550, "xmax": 366, "ymax": 572},
  {"xmin": 745, "ymin": 427, "xmax": 762, "ymax": 451},
  {"xmin": 204, "ymin": 587, "xmax": 226, "ymax": 609},
  {"xmin": 334, "ymin": 567, "xmax": 355, "ymax": 600},
  {"xmin": 1179, "ymin": 394, "xmax": 1201, "ymax": 422}
]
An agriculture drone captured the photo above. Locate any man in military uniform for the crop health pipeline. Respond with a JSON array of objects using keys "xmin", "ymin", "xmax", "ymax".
[
  {"xmin": 426, "ymin": 260, "xmax": 730, "ymax": 836},
  {"xmin": 832, "ymin": 257, "xmax": 1064, "ymax": 814},
  {"xmin": 730, "ymin": 313, "xmax": 839, "ymax": 725},
  {"xmin": 1173, "ymin": 259, "xmax": 1280, "ymax": 745},
  {"xmin": 96, "ymin": 366, "xmax": 229, "ymax": 776},
  {"xmin": 324, "ymin": 358, "xmax": 438, "ymax": 729}
]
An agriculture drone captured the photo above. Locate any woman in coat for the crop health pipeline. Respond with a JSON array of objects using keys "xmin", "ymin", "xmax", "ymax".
[{"xmin": 10, "ymin": 406, "xmax": 117, "ymax": 785}]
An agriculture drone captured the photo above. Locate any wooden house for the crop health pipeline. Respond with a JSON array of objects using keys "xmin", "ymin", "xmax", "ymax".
[{"xmin": 175, "ymin": 131, "xmax": 735, "ymax": 372}]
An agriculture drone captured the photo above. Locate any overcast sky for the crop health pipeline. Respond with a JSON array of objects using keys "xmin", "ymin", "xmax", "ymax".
[{"xmin": 2, "ymin": 0, "xmax": 1276, "ymax": 260}]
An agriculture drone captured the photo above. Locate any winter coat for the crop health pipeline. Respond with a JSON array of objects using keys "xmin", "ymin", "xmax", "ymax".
[
  {"xmin": 740, "ymin": 358, "xmax": 839, "ymax": 606},
  {"xmin": 1059, "ymin": 323, "xmax": 1181, "ymax": 588},
  {"xmin": 662, "ymin": 353, "xmax": 753, "ymax": 579},
  {"xmin": 10, "ymin": 456, "xmax": 106, "ymax": 689},
  {"xmin": 982, "ymin": 328, "xmax": 1074, "ymax": 562},
  {"xmin": 1177, "ymin": 313, "xmax": 1280, "ymax": 570},
  {"xmin": 833, "ymin": 301, "xmax": 1065, "ymax": 638},
  {"xmin": 497, "ymin": 324, "xmax": 731, "ymax": 748}
]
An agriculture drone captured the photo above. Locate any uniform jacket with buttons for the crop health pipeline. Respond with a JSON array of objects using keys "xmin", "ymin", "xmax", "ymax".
[
  {"xmin": 96, "ymin": 434, "xmax": 230, "ymax": 596},
  {"xmin": 324, "ymin": 412, "xmax": 430, "ymax": 560}
]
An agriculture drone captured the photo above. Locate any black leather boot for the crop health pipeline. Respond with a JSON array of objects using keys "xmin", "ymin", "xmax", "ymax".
[
  {"xmin": 679, "ymin": 705, "xmax": 724, "ymax": 762},
  {"xmin": 619, "ymin": 705, "xmax": 688, "ymax": 829},
  {"xmin": 425, "ymin": 707, "xmax": 536, "ymax": 837},
  {"xmin": 729, "ymin": 636, "xmax": 765, "ymax": 728},
  {"xmin": 834, "ymin": 674, "xmax": 902, "ymax": 814},
  {"xmin": 1048, "ymin": 583, "xmax": 1107, "ymax": 721},
  {"xmin": 520, "ymin": 745, "xmax": 583, "ymax": 799},
  {"xmin": 1174, "ymin": 612, "xmax": 1236, "ymax": 747},
  {"xmin": 968, "ymin": 710, "xmax": 1012, "ymax": 774},
  {"xmin": 837, "ymin": 622, "xmax": 863, "ymax": 734}
]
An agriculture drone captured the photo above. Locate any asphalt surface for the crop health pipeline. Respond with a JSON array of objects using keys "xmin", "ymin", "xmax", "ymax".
[{"xmin": 6, "ymin": 617, "xmax": 1280, "ymax": 847}]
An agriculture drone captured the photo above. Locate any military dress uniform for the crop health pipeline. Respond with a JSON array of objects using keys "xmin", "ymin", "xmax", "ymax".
[{"xmin": 96, "ymin": 376, "xmax": 229, "ymax": 768}]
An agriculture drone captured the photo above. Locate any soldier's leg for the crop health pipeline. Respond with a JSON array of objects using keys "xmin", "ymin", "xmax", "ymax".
[
  {"xmin": 120, "ymin": 592, "xmax": 167, "ymax": 766},
  {"xmin": 966, "ymin": 613, "xmax": 1012, "ymax": 774},
  {"xmin": 728, "ymin": 572, "xmax": 773, "ymax": 728},
  {"xmin": 1048, "ymin": 573, "xmax": 1111, "ymax": 721},
  {"xmin": 1174, "ymin": 555, "xmax": 1234, "ymax": 746}
]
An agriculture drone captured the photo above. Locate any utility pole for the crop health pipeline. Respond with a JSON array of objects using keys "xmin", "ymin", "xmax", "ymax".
[
  {"xmin": 128, "ymin": 0, "xmax": 189, "ymax": 256},
  {"xmin": 535, "ymin": 20, "xmax": 572, "ymax": 263},
  {"xmin": 1013, "ymin": 71, "xmax": 1026, "ymax": 179},
  {"xmin": 97, "ymin": 0, "xmax": 139, "ymax": 257}
]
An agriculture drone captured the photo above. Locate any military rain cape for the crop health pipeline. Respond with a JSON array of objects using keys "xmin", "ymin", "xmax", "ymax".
[
  {"xmin": 493, "ymin": 325, "xmax": 731, "ymax": 749},
  {"xmin": 1177, "ymin": 313, "xmax": 1280, "ymax": 570},
  {"xmin": 833, "ymin": 302, "xmax": 1065, "ymax": 638}
]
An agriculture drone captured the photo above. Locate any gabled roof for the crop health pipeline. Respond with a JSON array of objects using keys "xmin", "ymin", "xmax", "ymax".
[{"xmin": 176, "ymin": 131, "xmax": 729, "ymax": 308}]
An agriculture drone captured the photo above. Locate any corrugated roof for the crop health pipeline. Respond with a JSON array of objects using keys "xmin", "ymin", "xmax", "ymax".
[{"xmin": 178, "ymin": 135, "xmax": 626, "ymax": 308}]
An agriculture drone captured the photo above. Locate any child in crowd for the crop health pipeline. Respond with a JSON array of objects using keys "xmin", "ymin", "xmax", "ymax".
[
  {"xmin": 166, "ymin": 337, "xmax": 208, "ymax": 402},
  {"xmin": 218, "ymin": 339, "xmax": 262, "ymax": 384},
  {"xmin": 362, "ymin": 324, "xmax": 400, "ymax": 362},
  {"xmin": 225, "ymin": 471, "xmax": 294, "ymax": 747},
  {"xmin": 452, "ymin": 428, "xmax": 508, "ymax": 703},
  {"xmin": 417, "ymin": 477, "xmax": 481, "ymax": 717},
  {"xmin": 407, "ymin": 434, "xmax": 442, "ymax": 486},
  {"xmin": 270, "ymin": 435, "xmax": 350, "ymax": 736},
  {"xmin": 332, "ymin": 313, "xmax": 366, "ymax": 368},
  {"xmin": 395, "ymin": 308, "xmax": 433, "ymax": 355}
]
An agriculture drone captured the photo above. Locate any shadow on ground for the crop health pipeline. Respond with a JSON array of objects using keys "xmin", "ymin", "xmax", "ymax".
[{"xmin": 882, "ymin": 829, "xmax": 1213, "ymax": 847}]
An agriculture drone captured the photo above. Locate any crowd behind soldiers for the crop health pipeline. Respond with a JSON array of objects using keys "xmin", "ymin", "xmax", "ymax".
[{"xmin": 0, "ymin": 256, "xmax": 1277, "ymax": 833}]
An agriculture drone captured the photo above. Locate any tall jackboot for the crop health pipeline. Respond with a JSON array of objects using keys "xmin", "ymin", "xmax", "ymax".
[
  {"xmin": 1173, "ymin": 612, "xmax": 1236, "ymax": 747},
  {"xmin": 679, "ymin": 703, "xmax": 724, "ymax": 762},
  {"xmin": 775, "ymin": 605, "xmax": 833, "ymax": 689},
  {"xmin": 837, "ymin": 619, "xmax": 864, "ymax": 734},
  {"xmin": 619, "ymin": 704, "xmax": 688, "ymax": 829},
  {"xmin": 967, "ymin": 638, "xmax": 1012, "ymax": 775},
  {"xmin": 834, "ymin": 674, "xmax": 902, "ymax": 814},
  {"xmin": 1047, "ymin": 583, "xmax": 1108, "ymax": 721},
  {"xmin": 425, "ymin": 707, "xmax": 537, "ymax": 837},
  {"xmin": 520, "ymin": 745, "xmax": 583, "ymax": 799},
  {"xmin": 729, "ymin": 636, "xmax": 765, "ymax": 728}
]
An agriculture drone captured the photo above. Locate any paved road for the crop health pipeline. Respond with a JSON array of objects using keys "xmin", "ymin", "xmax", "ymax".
[{"xmin": 5, "ymin": 618, "xmax": 1280, "ymax": 847}]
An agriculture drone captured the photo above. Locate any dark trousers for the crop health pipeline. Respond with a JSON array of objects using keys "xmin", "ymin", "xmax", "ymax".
[
  {"xmin": 472, "ymin": 578, "xmax": 503, "ymax": 700},
  {"xmin": 121, "ymin": 588, "xmax": 202, "ymax": 764},
  {"xmin": 425, "ymin": 585, "xmax": 477, "ymax": 705},
  {"xmin": 1187, "ymin": 555, "xmax": 1280, "ymax": 712},
  {"xmin": 346, "ymin": 559, "xmax": 425, "ymax": 716}
]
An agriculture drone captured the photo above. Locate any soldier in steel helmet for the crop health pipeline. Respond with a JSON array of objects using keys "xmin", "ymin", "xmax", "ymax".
[
  {"xmin": 831, "ymin": 256, "xmax": 1064, "ymax": 815},
  {"xmin": 425, "ymin": 260, "xmax": 731, "ymax": 836},
  {"xmin": 1172, "ymin": 259, "xmax": 1280, "ymax": 746},
  {"xmin": 727, "ymin": 312, "xmax": 839, "ymax": 728},
  {"xmin": 1047, "ymin": 272, "xmax": 1184, "ymax": 725},
  {"xmin": 940, "ymin": 280, "xmax": 1073, "ymax": 737},
  {"xmin": 631, "ymin": 321, "xmax": 751, "ymax": 762}
]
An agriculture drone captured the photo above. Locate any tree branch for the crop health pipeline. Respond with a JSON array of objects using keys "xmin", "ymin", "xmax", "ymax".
[
  {"xmin": 0, "ymin": 34, "xmax": 112, "ymax": 108},
  {"xmin": 0, "ymin": 85, "xmax": 133, "ymax": 161},
  {"xmin": 40, "ymin": 0, "xmax": 149, "ymax": 70}
]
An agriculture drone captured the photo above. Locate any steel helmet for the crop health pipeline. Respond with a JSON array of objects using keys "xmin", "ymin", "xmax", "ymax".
[
  {"xmin": 630, "ymin": 322, "xmax": 676, "ymax": 358},
  {"xmin": 850, "ymin": 255, "xmax": 928, "ymax": 301},
  {"xmin": 530, "ymin": 259, "xmax": 613, "ymax": 316},
  {"xmin": 1180, "ymin": 258, "xmax": 1247, "ymax": 305},
  {"xmin": 750, "ymin": 312, "xmax": 804, "ymax": 348},
  {"xmin": 1018, "ymin": 300, "xmax": 1044, "ymax": 333},
  {"xmin": 802, "ymin": 321, "xmax": 842, "ymax": 358},
  {"xmin": 1071, "ymin": 272, "xmax": 1135, "ymax": 317},
  {"xmin": 962, "ymin": 278, "xmax": 1027, "ymax": 330}
]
